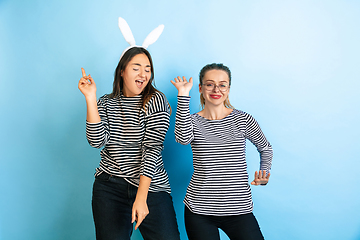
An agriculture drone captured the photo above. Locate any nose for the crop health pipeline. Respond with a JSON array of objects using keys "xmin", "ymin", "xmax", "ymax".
[
  {"xmin": 212, "ymin": 85, "xmax": 220, "ymax": 92},
  {"xmin": 139, "ymin": 68, "xmax": 145, "ymax": 77}
]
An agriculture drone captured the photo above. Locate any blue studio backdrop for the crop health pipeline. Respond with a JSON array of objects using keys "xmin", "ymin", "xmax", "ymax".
[{"xmin": 1, "ymin": 0, "xmax": 359, "ymax": 239}]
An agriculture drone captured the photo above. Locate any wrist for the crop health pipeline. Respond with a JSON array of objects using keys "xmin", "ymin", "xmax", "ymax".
[
  {"xmin": 135, "ymin": 193, "xmax": 148, "ymax": 202},
  {"xmin": 178, "ymin": 90, "xmax": 190, "ymax": 96},
  {"xmin": 85, "ymin": 94, "xmax": 97, "ymax": 103}
]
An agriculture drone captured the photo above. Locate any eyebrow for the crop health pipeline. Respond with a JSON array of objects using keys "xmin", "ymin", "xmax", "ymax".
[
  {"xmin": 132, "ymin": 63, "xmax": 151, "ymax": 68},
  {"xmin": 204, "ymin": 80, "xmax": 229, "ymax": 83}
]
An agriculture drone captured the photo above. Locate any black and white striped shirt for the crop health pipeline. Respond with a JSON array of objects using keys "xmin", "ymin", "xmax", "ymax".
[
  {"xmin": 175, "ymin": 96, "xmax": 273, "ymax": 216},
  {"xmin": 86, "ymin": 91, "xmax": 171, "ymax": 193}
]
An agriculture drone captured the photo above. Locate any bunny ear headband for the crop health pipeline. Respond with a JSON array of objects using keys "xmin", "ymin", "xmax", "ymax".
[{"xmin": 118, "ymin": 17, "xmax": 164, "ymax": 60}]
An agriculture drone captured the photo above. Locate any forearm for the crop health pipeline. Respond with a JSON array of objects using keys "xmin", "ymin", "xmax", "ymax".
[
  {"xmin": 259, "ymin": 147, "xmax": 273, "ymax": 172},
  {"xmin": 85, "ymin": 96, "xmax": 101, "ymax": 123},
  {"xmin": 85, "ymin": 96, "xmax": 110, "ymax": 148},
  {"xmin": 135, "ymin": 175, "xmax": 151, "ymax": 203},
  {"xmin": 245, "ymin": 113, "xmax": 273, "ymax": 172},
  {"xmin": 175, "ymin": 96, "xmax": 194, "ymax": 144}
]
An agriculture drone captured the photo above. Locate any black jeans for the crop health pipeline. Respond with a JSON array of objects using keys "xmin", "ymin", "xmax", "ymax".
[
  {"xmin": 184, "ymin": 206, "xmax": 264, "ymax": 240},
  {"xmin": 92, "ymin": 172, "xmax": 180, "ymax": 240}
]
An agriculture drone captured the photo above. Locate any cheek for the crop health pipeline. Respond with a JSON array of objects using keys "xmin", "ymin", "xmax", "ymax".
[
  {"xmin": 123, "ymin": 78, "xmax": 131, "ymax": 87},
  {"xmin": 146, "ymin": 72, "xmax": 152, "ymax": 80},
  {"xmin": 123, "ymin": 72, "xmax": 135, "ymax": 85},
  {"xmin": 122, "ymin": 71, "xmax": 130, "ymax": 81}
]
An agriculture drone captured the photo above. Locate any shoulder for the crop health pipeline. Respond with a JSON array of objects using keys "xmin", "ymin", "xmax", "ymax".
[
  {"xmin": 232, "ymin": 109, "xmax": 255, "ymax": 121},
  {"xmin": 97, "ymin": 94, "xmax": 111, "ymax": 105},
  {"xmin": 232, "ymin": 109, "xmax": 246, "ymax": 116},
  {"xmin": 146, "ymin": 91, "xmax": 170, "ymax": 114}
]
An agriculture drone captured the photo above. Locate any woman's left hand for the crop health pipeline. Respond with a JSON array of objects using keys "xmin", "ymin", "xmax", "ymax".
[
  {"xmin": 132, "ymin": 198, "xmax": 149, "ymax": 230},
  {"xmin": 251, "ymin": 170, "xmax": 270, "ymax": 186}
]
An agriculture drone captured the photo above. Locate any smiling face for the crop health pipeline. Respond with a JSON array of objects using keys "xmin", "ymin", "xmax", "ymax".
[
  {"xmin": 121, "ymin": 53, "xmax": 151, "ymax": 97},
  {"xmin": 199, "ymin": 69, "xmax": 230, "ymax": 107}
]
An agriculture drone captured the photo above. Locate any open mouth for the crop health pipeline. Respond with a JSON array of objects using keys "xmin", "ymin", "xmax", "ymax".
[{"xmin": 135, "ymin": 80, "xmax": 145, "ymax": 88}]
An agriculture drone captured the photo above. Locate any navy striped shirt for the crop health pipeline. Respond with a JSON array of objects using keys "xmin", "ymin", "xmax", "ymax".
[
  {"xmin": 175, "ymin": 96, "xmax": 273, "ymax": 216},
  {"xmin": 86, "ymin": 91, "xmax": 171, "ymax": 193}
]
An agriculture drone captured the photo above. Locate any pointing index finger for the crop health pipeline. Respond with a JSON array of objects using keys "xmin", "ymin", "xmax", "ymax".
[{"xmin": 81, "ymin": 68, "xmax": 86, "ymax": 77}]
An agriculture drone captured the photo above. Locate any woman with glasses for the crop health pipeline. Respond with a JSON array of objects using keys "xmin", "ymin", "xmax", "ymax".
[{"xmin": 171, "ymin": 63, "xmax": 273, "ymax": 240}]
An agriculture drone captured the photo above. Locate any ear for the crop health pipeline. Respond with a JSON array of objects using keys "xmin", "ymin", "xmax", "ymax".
[{"xmin": 199, "ymin": 83, "xmax": 202, "ymax": 93}]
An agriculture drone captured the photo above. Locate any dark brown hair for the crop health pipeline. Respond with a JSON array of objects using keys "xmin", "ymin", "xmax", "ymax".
[
  {"xmin": 199, "ymin": 63, "xmax": 234, "ymax": 109},
  {"xmin": 110, "ymin": 47, "xmax": 159, "ymax": 110}
]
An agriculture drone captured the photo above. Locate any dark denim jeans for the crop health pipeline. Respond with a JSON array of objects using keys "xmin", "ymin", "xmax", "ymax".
[
  {"xmin": 184, "ymin": 206, "xmax": 264, "ymax": 240},
  {"xmin": 92, "ymin": 172, "xmax": 180, "ymax": 240}
]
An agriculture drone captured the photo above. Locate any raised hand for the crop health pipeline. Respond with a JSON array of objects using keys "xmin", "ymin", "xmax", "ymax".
[
  {"xmin": 78, "ymin": 68, "xmax": 97, "ymax": 99},
  {"xmin": 170, "ymin": 76, "xmax": 193, "ymax": 96},
  {"xmin": 251, "ymin": 170, "xmax": 270, "ymax": 186}
]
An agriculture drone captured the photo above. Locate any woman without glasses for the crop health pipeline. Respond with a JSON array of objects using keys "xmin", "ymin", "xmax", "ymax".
[
  {"xmin": 171, "ymin": 63, "xmax": 273, "ymax": 240},
  {"xmin": 78, "ymin": 21, "xmax": 180, "ymax": 239}
]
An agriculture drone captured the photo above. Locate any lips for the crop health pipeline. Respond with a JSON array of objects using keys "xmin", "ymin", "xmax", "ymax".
[
  {"xmin": 135, "ymin": 79, "xmax": 145, "ymax": 88},
  {"xmin": 210, "ymin": 94, "xmax": 222, "ymax": 99}
]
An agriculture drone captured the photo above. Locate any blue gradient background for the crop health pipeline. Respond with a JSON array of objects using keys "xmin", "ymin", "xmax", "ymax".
[{"xmin": 1, "ymin": 0, "xmax": 359, "ymax": 239}]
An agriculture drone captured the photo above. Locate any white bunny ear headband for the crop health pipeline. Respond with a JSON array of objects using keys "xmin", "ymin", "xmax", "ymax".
[{"xmin": 118, "ymin": 17, "xmax": 164, "ymax": 60}]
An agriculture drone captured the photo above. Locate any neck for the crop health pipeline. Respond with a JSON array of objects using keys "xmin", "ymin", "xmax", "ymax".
[
  {"xmin": 121, "ymin": 89, "xmax": 140, "ymax": 97},
  {"xmin": 200, "ymin": 104, "xmax": 230, "ymax": 120}
]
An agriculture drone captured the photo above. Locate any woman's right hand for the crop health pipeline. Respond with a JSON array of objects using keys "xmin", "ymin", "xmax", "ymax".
[
  {"xmin": 171, "ymin": 76, "xmax": 193, "ymax": 96},
  {"xmin": 251, "ymin": 170, "xmax": 270, "ymax": 186},
  {"xmin": 78, "ymin": 68, "xmax": 97, "ymax": 99}
]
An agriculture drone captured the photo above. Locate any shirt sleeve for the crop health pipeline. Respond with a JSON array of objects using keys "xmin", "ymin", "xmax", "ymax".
[
  {"xmin": 174, "ymin": 96, "xmax": 194, "ymax": 145},
  {"xmin": 140, "ymin": 93, "xmax": 170, "ymax": 179},
  {"xmin": 245, "ymin": 113, "xmax": 273, "ymax": 172},
  {"xmin": 85, "ymin": 96, "xmax": 110, "ymax": 149}
]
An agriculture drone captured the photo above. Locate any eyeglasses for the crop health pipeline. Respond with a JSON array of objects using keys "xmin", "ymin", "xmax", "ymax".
[{"xmin": 202, "ymin": 82, "xmax": 229, "ymax": 92}]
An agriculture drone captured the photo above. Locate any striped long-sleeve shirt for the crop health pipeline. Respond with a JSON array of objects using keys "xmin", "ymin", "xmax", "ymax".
[
  {"xmin": 175, "ymin": 96, "xmax": 273, "ymax": 216},
  {"xmin": 86, "ymin": 91, "xmax": 171, "ymax": 193}
]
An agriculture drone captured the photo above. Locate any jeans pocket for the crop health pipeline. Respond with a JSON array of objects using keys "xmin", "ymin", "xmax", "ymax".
[{"xmin": 95, "ymin": 172, "xmax": 111, "ymax": 182}]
